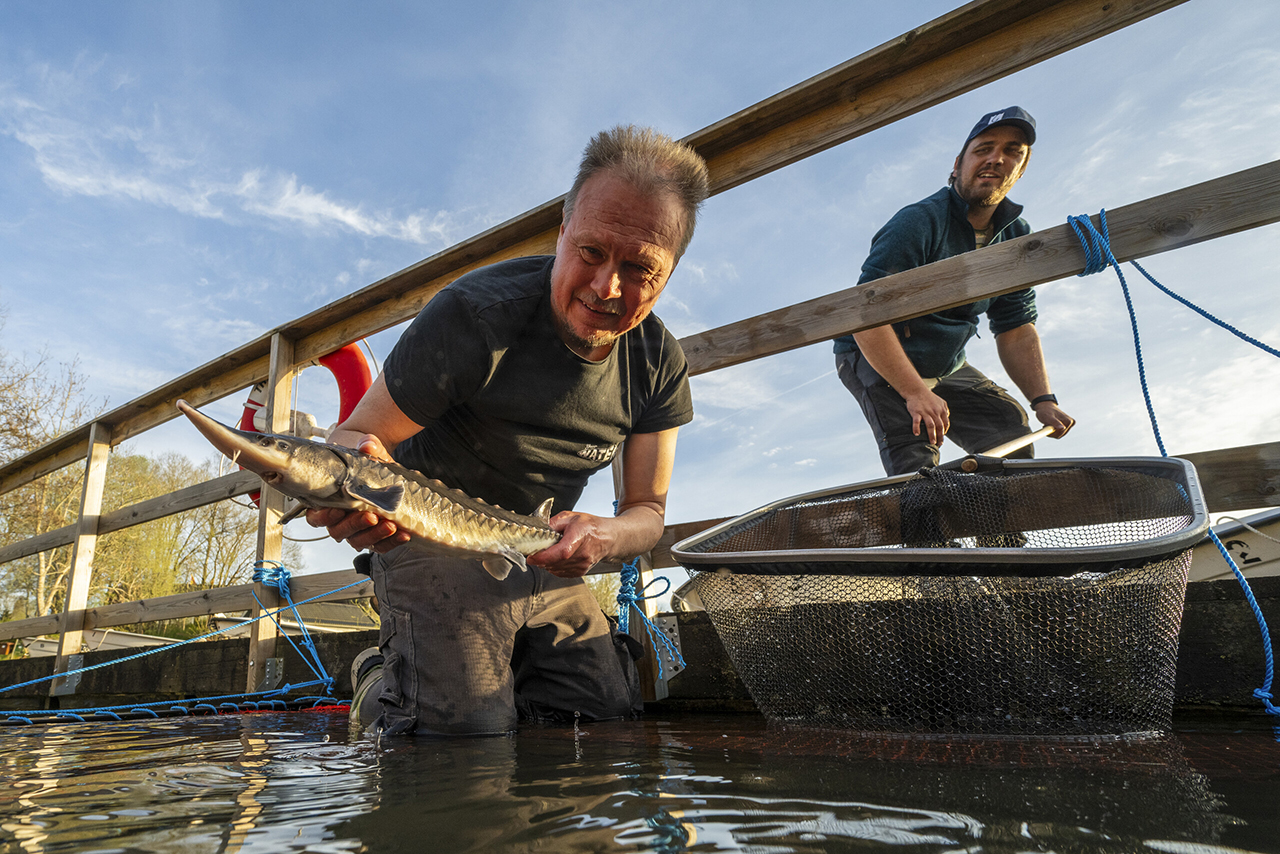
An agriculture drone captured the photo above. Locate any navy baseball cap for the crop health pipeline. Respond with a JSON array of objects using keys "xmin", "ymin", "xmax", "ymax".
[{"xmin": 964, "ymin": 106, "xmax": 1036, "ymax": 146}]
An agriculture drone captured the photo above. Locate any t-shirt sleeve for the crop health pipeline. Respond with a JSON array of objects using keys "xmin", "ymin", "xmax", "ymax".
[
  {"xmin": 986, "ymin": 288, "xmax": 1038, "ymax": 336},
  {"xmin": 382, "ymin": 288, "xmax": 495, "ymax": 426},
  {"xmin": 632, "ymin": 327, "xmax": 694, "ymax": 434}
]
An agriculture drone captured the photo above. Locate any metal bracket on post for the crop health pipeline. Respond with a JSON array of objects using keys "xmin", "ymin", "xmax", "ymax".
[
  {"xmin": 49, "ymin": 654, "xmax": 84, "ymax": 696},
  {"xmin": 254, "ymin": 657, "xmax": 283, "ymax": 692},
  {"xmin": 645, "ymin": 615, "xmax": 685, "ymax": 702}
]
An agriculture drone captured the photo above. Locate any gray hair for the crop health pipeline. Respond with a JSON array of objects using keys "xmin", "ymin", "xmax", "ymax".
[{"xmin": 562, "ymin": 125, "xmax": 710, "ymax": 257}]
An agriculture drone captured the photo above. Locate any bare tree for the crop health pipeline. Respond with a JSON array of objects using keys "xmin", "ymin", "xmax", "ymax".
[
  {"xmin": 0, "ymin": 314, "xmax": 104, "ymax": 618},
  {"xmin": 1, "ymin": 312, "xmax": 299, "ymax": 624}
]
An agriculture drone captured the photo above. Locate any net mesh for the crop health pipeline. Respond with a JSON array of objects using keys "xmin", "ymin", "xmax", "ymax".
[{"xmin": 678, "ymin": 461, "xmax": 1203, "ymax": 735}]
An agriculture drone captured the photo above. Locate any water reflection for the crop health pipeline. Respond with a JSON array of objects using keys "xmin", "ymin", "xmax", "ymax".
[{"xmin": 0, "ymin": 711, "xmax": 1275, "ymax": 852}]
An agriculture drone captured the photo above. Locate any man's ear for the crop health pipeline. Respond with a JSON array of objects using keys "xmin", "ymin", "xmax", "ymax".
[{"xmin": 1015, "ymin": 147, "xmax": 1032, "ymax": 181}]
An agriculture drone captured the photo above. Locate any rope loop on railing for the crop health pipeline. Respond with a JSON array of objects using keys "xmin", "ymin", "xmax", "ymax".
[
  {"xmin": 252, "ymin": 560, "xmax": 293, "ymax": 598},
  {"xmin": 615, "ymin": 558, "xmax": 686, "ymax": 680},
  {"xmin": 251, "ymin": 560, "xmax": 334, "ymax": 694},
  {"xmin": 1068, "ymin": 210, "xmax": 1280, "ymax": 718},
  {"xmin": 612, "ymin": 501, "xmax": 687, "ymax": 680}
]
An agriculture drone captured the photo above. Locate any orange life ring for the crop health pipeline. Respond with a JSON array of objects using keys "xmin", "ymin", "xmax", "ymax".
[
  {"xmin": 239, "ymin": 342, "xmax": 373, "ymax": 434},
  {"xmin": 239, "ymin": 342, "xmax": 374, "ymax": 504}
]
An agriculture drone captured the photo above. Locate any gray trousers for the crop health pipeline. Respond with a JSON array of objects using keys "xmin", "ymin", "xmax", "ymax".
[
  {"xmin": 836, "ymin": 351, "xmax": 1033, "ymax": 476},
  {"xmin": 363, "ymin": 546, "xmax": 642, "ymax": 735}
]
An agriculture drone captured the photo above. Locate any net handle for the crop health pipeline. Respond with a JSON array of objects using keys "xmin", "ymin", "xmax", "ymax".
[{"xmin": 982, "ymin": 425, "xmax": 1055, "ymax": 459}]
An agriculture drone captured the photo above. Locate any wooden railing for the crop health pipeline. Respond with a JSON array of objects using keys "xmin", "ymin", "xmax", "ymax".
[{"xmin": 7, "ymin": 0, "xmax": 1279, "ymax": 696}]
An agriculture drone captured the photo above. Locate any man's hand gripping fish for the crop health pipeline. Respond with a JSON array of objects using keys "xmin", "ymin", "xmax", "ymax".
[{"xmin": 176, "ymin": 400, "xmax": 559, "ymax": 580}]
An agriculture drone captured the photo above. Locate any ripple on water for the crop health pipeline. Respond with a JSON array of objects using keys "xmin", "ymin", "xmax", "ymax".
[{"xmin": 0, "ymin": 711, "xmax": 1276, "ymax": 853}]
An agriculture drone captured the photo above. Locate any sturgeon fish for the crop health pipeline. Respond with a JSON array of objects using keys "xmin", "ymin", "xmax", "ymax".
[{"xmin": 176, "ymin": 400, "xmax": 560, "ymax": 580}]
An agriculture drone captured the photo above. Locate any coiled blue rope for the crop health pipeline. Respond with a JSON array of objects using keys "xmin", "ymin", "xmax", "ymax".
[
  {"xmin": 613, "ymin": 503, "xmax": 687, "ymax": 680},
  {"xmin": 1069, "ymin": 210, "xmax": 1279, "ymax": 717}
]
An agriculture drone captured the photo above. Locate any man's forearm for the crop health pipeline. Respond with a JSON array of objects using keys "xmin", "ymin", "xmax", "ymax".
[
  {"xmin": 994, "ymin": 324, "xmax": 1051, "ymax": 400},
  {"xmin": 996, "ymin": 322, "xmax": 1076, "ymax": 438},
  {"xmin": 851, "ymin": 325, "xmax": 951, "ymax": 444},
  {"xmin": 606, "ymin": 502, "xmax": 667, "ymax": 561},
  {"xmin": 852, "ymin": 326, "xmax": 931, "ymax": 396}
]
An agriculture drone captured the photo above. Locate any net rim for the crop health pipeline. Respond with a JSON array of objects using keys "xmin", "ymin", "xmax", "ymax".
[{"xmin": 671, "ymin": 456, "xmax": 1208, "ymax": 576}]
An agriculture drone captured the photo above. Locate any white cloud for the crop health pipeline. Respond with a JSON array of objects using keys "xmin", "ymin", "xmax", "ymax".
[
  {"xmin": 231, "ymin": 170, "xmax": 459, "ymax": 244},
  {"xmin": 1, "ymin": 69, "xmax": 465, "ymax": 248}
]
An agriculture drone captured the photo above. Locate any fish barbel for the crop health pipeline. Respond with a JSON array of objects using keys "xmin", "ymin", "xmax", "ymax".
[{"xmin": 176, "ymin": 400, "xmax": 560, "ymax": 580}]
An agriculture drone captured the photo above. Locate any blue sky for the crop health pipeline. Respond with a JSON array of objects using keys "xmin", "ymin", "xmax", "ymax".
[{"xmin": 3, "ymin": 1, "xmax": 1278, "ymax": 582}]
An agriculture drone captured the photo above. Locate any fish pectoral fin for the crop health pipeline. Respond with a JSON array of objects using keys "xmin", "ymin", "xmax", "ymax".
[
  {"xmin": 277, "ymin": 502, "xmax": 309, "ymax": 525},
  {"xmin": 480, "ymin": 548, "xmax": 529, "ymax": 582},
  {"xmin": 533, "ymin": 498, "xmax": 554, "ymax": 523},
  {"xmin": 344, "ymin": 480, "xmax": 405, "ymax": 513}
]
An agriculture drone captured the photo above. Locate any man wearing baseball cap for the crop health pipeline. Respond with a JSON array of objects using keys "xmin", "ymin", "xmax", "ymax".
[{"xmin": 833, "ymin": 106, "xmax": 1075, "ymax": 475}]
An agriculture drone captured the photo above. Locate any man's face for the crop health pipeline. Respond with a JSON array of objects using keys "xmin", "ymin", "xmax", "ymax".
[
  {"xmin": 951, "ymin": 125, "xmax": 1030, "ymax": 208},
  {"xmin": 550, "ymin": 170, "xmax": 684, "ymax": 361}
]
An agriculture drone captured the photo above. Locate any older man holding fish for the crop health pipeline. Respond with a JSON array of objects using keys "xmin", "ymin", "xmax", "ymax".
[{"xmin": 308, "ymin": 126, "xmax": 708, "ymax": 735}]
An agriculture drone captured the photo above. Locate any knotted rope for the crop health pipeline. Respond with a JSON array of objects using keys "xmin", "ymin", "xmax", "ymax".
[{"xmin": 613, "ymin": 502, "xmax": 686, "ymax": 679}]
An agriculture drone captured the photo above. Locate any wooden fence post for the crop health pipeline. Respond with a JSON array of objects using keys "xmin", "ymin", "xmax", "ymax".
[
  {"xmin": 246, "ymin": 334, "xmax": 295, "ymax": 693},
  {"xmin": 50, "ymin": 421, "xmax": 112, "ymax": 697}
]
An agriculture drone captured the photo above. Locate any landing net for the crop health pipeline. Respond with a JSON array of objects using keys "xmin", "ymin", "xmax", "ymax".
[{"xmin": 672, "ymin": 457, "xmax": 1207, "ymax": 735}]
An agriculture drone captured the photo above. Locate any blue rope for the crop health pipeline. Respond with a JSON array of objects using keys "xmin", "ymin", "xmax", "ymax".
[
  {"xmin": 4, "ymin": 686, "xmax": 340, "ymax": 726},
  {"xmin": 1203, "ymin": 529, "xmax": 1279, "ymax": 715},
  {"xmin": 615, "ymin": 560, "xmax": 686, "ymax": 680},
  {"xmin": 0, "ymin": 572, "xmax": 364, "ymax": 698},
  {"xmin": 1069, "ymin": 210, "xmax": 1279, "ymax": 717},
  {"xmin": 1068, "ymin": 212, "xmax": 1166, "ymax": 454},
  {"xmin": 612, "ymin": 502, "xmax": 687, "ymax": 680},
  {"xmin": 252, "ymin": 561, "xmax": 334, "ymax": 692}
]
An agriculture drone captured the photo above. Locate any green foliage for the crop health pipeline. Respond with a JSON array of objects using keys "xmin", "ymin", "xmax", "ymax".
[
  {"xmin": 0, "ymin": 310, "xmax": 303, "ymax": 622},
  {"xmin": 584, "ymin": 572, "xmax": 622, "ymax": 617}
]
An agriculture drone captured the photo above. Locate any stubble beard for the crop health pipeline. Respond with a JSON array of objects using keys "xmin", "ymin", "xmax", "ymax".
[
  {"xmin": 956, "ymin": 180, "xmax": 1012, "ymax": 210},
  {"xmin": 955, "ymin": 168, "xmax": 1020, "ymax": 210},
  {"xmin": 553, "ymin": 308, "xmax": 620, "ymax": 357}
]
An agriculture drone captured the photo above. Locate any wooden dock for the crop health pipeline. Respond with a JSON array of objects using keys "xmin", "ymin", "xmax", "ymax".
[{"xmin": 2, "ymin": 0, "xmax": 1278, "ymax": 712}]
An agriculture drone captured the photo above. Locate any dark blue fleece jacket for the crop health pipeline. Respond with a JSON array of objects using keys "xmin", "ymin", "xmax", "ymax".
[{"xmin": 833, "ymin": 186, "xmax": 1036, "ymax": 379}]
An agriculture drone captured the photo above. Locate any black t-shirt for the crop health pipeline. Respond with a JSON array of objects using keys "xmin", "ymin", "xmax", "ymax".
[{"xmin": 384, "ymin": 256, "xmax": 693, "ymax": 516}]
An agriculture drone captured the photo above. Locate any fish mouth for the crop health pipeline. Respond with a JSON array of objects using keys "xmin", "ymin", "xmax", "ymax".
[{"xmin": 175, "ymin": 399, "xmax": 292, "ymax": 476}]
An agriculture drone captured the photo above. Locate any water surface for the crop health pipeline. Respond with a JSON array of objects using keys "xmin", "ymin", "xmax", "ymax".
[{"xmin": 1, "ymin": 710, "xmax": 1277, "ymax": 852}]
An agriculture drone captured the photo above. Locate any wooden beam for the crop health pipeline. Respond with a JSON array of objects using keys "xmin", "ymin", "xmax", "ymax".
[
  {"xmin": 0, "ymin": 436, "xmax": 89, "ymax": 497},
  {"xmin": 0, "ymin": 472, "xmax": 259, "ymax": 566},
  {"xmin": 0, "ymin": 569, "xmax": 373, "ymax": 642},
  {"xmin": 1179, "ymin": 442, "xmax": 1280, "ymax": 514},
  {"xmin": 0, "ymin": 614, "xmax": 62, "ymax": 641},
  {"xmin": 692, "ymin": 0, "xmax": 1188, "ymax": 194},
  {"xmin": 0, "ymin": 357, "xmax": 267, "ymax": 495},
  {"xmin": 0, "ymin": 523, "xmax": 74, "ymax": 566},
  {"xmin": 84, "ymin": 585, "xmax": 260, "ymax": 629},
  {"xmin": 289, "ymin": 569, "xmax": 373, "ymax": 603},
  {"xmin": 247, "ymin": 335, "xmax": 293, "ymax": 691},
  {"xmin": 680, "ymin": 160, "xmax": 1280, "ymax": 375},
  {"xmin": 97, "ymin": 471, "xmax": 261, "ymax": 535},
  {"xmin": 0, "ymin": 0, "xmax": 1183, "ymax": 495},
  {"xmin": 50, "ymin": 421, "xmax": 111, "ymax": 695}
]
